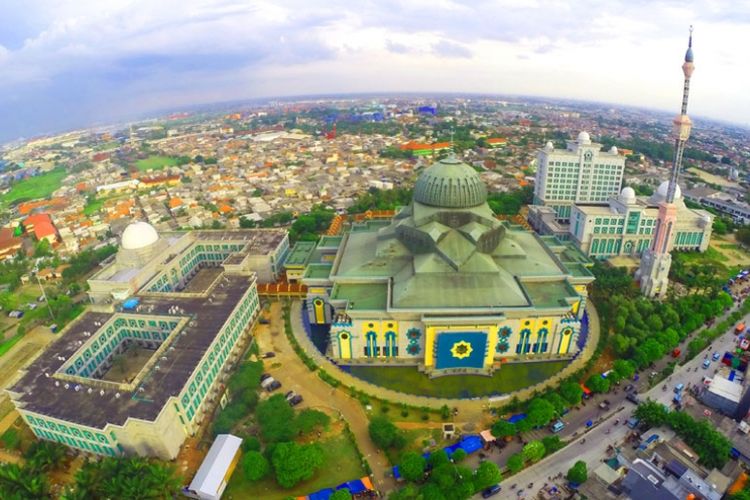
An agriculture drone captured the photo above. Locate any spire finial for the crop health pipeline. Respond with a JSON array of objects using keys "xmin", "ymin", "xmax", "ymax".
[{"xmin": 689, "ymin": 25, "xmax": 693, "ymax": 47}]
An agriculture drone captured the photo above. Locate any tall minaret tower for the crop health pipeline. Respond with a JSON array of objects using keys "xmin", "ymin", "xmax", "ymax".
[{"xmin": 636, "ymin": 26, "xmax": 695, "ymax": 298}]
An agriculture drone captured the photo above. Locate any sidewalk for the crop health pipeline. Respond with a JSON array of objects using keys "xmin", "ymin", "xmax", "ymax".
[{"xmin": 289, "ymin": 300, "xmax": 601, "ymax": 418}]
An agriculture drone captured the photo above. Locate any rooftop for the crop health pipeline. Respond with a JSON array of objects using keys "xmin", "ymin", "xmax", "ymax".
[
  {"xmin": 285, "ymin": 241, "xmax": 316, "ymax": 267},
  {"xmin": 331, "ymin": 283, "xmax": 389, "ymax": 311},
  {"xmin": 9, "ymin": 273, "xmax": 254, "ymax": 429}
]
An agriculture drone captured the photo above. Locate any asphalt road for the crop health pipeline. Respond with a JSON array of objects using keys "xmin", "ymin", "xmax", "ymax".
[{"xmin": 472, "ymin": 305, "xmax": 750, "ymax": 499}]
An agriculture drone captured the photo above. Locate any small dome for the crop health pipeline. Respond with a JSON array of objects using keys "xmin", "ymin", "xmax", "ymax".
[
  {"xmin": 619, "ymin": 186, "xmax": 636, "ymax": 204},
  {"xmin": 610, "ymin": 146, "xmax": 618, "ymax": 155},
  {"xmin": 413, "ymin": 155, "xmax": 487, "ymax": 209},
  {"xmin": 577, "ymin": 131, "xmax": 591, "ymax": 144},
  {"xmin": 656, "ymin": 180, "xmax": 681, "ymax": 199},
  {"xmin": 121, "ymin": 221, "xmax": 159, "ymax": 250},
  {"xmin": 544, "ymin": 141, "xmax": 554, "ymax": 151}
]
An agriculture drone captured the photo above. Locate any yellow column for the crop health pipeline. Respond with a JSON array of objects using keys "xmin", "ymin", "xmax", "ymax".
[
  {"xmin": 485, "ymin": 325, "xmax": 498, "ymax": 367},
  {"xmin": 424, "ymin": 326, "xmax": 436, "ymax": 367}
]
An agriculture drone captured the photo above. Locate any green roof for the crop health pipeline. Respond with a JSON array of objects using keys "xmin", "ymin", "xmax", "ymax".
[
  {"xmin": 413, "ymin": 155, "xmax": 487, "ymax": 208},
  {"xmin": 304, "ymin": 263, "xmax": 333, "ymax": 280},
  {"xmin": 331, "ymin": 283, "xmax": 388, "ymax": 311},
  {"xmin": 318, "ymin": 235, "xmax": 343, "ymax": 249},
  {"xmin": 285, "ymin": 241, "xmax": 316, "ymax": 267},
  {"xmin": 522, "ymin": 281, "xmax": 577, "ymax": 308}
]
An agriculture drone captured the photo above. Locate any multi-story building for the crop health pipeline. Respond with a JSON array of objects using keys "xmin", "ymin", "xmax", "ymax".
[
  {"xmin": 5, "ymin": 224, "xmax": 276, "ymax": 459},
  {"xmin": 301, "ymin": 156, "xmax": 594, "ymax": 377},
  {"xmin": 568, "ymin": 183, "xmax": 713, "ymax": 259},
  {"xmin": 533, "ymin": 131, "xmax": 625, "ymax": 222}
]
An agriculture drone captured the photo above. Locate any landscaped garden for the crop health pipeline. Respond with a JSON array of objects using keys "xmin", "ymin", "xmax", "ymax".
[{"xmin": 346, "ymin": 360, "xmax": 569, "ymax": 398}]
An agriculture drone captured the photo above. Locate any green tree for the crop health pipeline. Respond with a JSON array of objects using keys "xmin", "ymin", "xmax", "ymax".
[
  {"xmin": 239, "ymin": 216, "xmax": 257, "ymax": 228},
  {"xmin": 526, "ymin": 398, "xmax": 556, "ymax": 428},
  {"xmin": 635, "ymin": 400, "xmax": 670, "ymax": 427},
  {"xmin": 0, "ymin": 462, "xmax": 50, "ymax": 498},
  {"xmin": 294, "ymin": 409, "xmax": 330, "ymax": 435},
  {"xmin": 541, "ymin": 436, "xmax": 564, "ymax": 455},
  {"xmin": 34, "ymin": 239, "xmax": 52, "ymax": 257},
  {"xmin": 271, "ymin": 442, "xmax": 324, "ymax": 488},
  {"xmin": 368, "ymin": 416, "xmax": 405, "ymax": 450},
  {"xmin": 522, "ymin": 440, "xmax": 546, "ymax": 463},
  {"xmin": 567, "ymin": 460, "xmax": 588, "ymax": 484},
  {"xmin": 451, "ymin": 449, "xmax": 467, "ymax": 463},
  {"xmin": 399, "ymin": 451, "xmax": 426, "ymax": 482},
  {"xmin": 559, "ymin": 381, "xmax": 583, "ymax": 405},
  {"xmin": 612, "ymin": 359, "xmax": 636, "ymax": 380},
  {"xmin": 24, "ymin": 440, "xmax": 67, "ymax": 472},
  {"xmin": 331, "ymin": 489, "xmax": 352, "ymax": 500},
  {"xmin": 585, "ymin": 374, "xmax": 610, "ymax": 394},
  {"xmin": 507, "ymin": 453, "xmax": 524, "ymax": 473},
  {"xmin": 491, "ymin": 420, "xmax": 516, "ymax": 439},
  {"xmin": 257, "ymin": 394, "xmax": 296, "ymax": 443},
  {"xmin": 242, "ymin": 451, "xmax": 269, "ymax": 481},
  {"xmin": 66, "ymin": 458, "xmax": 181, "ymax": 499},
  {"xmin": 473, "ymin": 461, "xmax": 502, "ymax": 491},
  {"xmin": 428, "ymin": 450, "xmax": 450, "ymax": 469}
]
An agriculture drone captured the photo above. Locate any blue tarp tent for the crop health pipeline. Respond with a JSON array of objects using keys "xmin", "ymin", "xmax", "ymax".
[
  {"xmin": 308, "ymin": 488, "xmax": 334, "ymax": 500},
  {"xmin": 444, "ymin": 435, "xmax": 482, "ymax": 456},
  {"xmin": 336, "ymin": 480, "xmax": 365, "ymax": 493},
  {"xmin": 122, "ymin": 298, "xmax": 140, "ymax": 310},
  {"xmin": 508, "ymin": 413, "xmax": 527, "ymax": 424}
]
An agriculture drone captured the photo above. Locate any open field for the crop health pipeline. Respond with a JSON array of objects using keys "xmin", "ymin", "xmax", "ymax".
[
  {"xmin": 134, "ymin": 155, "xmax": 179, "ymax": 172},
  {"xmin": 224, "ymin": 433, "xmax": 367, "ymax": 500},
  {"xmin": 687, "ymin": 167, "xmax": 741, "ymax": 189},
  {"xmin": 347, "ymin": 360, "xmax": 569, "ymax": 398},
  {"xmin": 0, "ymin": 168, "xmax": 67, "ymax": 206},
  {"xmin": 709, "ymin": 234, "xmax": 750, "ymax": 268}
]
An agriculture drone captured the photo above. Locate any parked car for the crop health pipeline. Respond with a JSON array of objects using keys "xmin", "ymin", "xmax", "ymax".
[
  {"xmin": 481, "ymin": 484, "xmax": 502, "ymax": 498},
  {"xmin": 262, "ymin": 352, "xmax": 276, "ymax": 359},
  {"xmin": 285, "ymin": 390, "xmax": 296, "ymax": 400},
  {"xmin": 288, "ymin": 394, "xmax": 303, "ymax": 406},
  {"xmin": 712, "ymin": 352, "xmax": 721, "ymax": 362},
  {"xmin": 550, "ymin": 420, "xmax": 565, "ymax": 433},
  {"xmin": 265, "ymin": 380, "xmax": 282, "ymax": 392},
  {"xmin": 624, "ymin": 384, "xmax": 635, "ymax": 392},
  {"xmin": 626, "ymin": 393, "xmax": 640, "ymax": 405},
  {"xmin": 703, "ymin": 359, "xmax": 711, "ymax": 369},
  {"xmin": 260, "ymin": 373, "xmax": 272, "ymax": 382}
]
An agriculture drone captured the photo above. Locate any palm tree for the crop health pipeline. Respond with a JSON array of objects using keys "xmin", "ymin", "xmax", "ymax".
[
  {"xmin": 0, "ymin": 462, "xmax": 50, "ymax": 498},
  {"xmin": 68, "ymin": 457, "xmax": 182, "ymax": 499},
  {"xmin": 25, "ymin": 440, "xmax": 67, "ymax": 473}
]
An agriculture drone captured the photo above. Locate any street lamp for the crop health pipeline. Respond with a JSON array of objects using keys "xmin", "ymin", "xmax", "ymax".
[{"xmin": 32, "ymin": 267, "xmax": 55, "ymax": 322}]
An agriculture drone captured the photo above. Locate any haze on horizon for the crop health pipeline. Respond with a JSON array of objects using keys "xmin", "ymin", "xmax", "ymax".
[{"xmin": 0, "ymin": 0, "xmax": 748, "ymax": 143}]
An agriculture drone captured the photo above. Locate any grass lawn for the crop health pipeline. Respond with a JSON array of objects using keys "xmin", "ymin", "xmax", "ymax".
[
  {"xmin": 83, "ymin": 197, "xmax": 105, "ymax": 215},
  {"xmin": 347, "ymin": 361, "xmax": 569, "ymax": 398},
  {"xmin": 224, "ymin": 434, "xmax": 367, "ymax": 500},
  {"xmin": 134, "ymin": 155, "xmax": 179, "ymax": 172},
  {"xmin": 0, "ymin": 332, "xmax": 25, "ymax": 358},
  {"xmin": 0, "ymin": 167, "xmax": 67, "ymax": 206}
]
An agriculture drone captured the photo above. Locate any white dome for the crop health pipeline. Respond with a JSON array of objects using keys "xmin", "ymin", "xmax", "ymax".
[
  {"xmin": 656, "ymin": 181, "xmax": 681, "ymax": 199},
  {"xmin": 121, "ymin": 221, "xmax": 159, "ymax": 250},
  {"xmin": 577, "ymin": 131, "xmax": 591, "ymax": 144},
  {"xmin": 610, "ymin": 146, "xmax": 618, "ymax": 155},
  {"xmin": 544, "ymin": 141, "xmax": 554, "ymax": 151},
  {"xmin": 620, "ymin": 186, "xmax": 636, "ymax": 204}
]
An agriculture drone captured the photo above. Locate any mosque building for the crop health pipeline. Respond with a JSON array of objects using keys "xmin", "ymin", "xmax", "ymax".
[{"xmin": 300, "ymin": 156, "xmax": 595, "ymax": 376}]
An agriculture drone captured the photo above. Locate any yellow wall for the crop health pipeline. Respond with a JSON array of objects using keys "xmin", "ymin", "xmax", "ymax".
[
  {"xmin": 338, "ymin": 331, "xmax": 352, "ymax": 359},
  {"xmin": 558, "ymin": 325, "xmax": 575, "ymax": 353}
]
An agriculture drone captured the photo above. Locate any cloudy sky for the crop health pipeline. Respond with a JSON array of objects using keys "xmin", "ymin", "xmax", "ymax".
[{"xmin": 0, "ymin": 0, "xmax": 748, "ymax": 142}]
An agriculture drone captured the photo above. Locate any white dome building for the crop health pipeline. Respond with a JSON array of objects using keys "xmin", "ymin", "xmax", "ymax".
[
  {"xmin": 116, "ymin": 221, "xmax": 167, "ymax": 269},
  {"xmin": 577, "ymin": 131, "xmax": 591, "ymax": 145},
  {"xmin": 619, "ymin": 186, "xmax": 636, "ymax": 205},
  {"xmin": 121, "ymin": 221, "xmax": 159, "ymax": 250}
]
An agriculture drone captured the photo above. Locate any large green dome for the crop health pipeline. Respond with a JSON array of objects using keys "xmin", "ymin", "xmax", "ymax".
[{"xmin": 413, "ymin": 155, "xmax": 487, "ymax": 208}]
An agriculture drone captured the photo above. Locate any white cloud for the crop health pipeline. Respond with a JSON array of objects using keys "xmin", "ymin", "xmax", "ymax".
[{"xmin": 0, "ymin": 0, "xmax": 748, "ymax": 139}]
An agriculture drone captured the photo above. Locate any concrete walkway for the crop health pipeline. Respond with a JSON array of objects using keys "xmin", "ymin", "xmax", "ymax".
[{"xmin": 288, "ymin": 300, "xmax": 601, "ymax": 419}]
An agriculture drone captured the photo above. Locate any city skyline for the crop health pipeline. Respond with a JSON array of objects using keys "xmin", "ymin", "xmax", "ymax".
[{"xmin": 0, "ymin": 0, "xmax": 749, "ymax": 142}]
